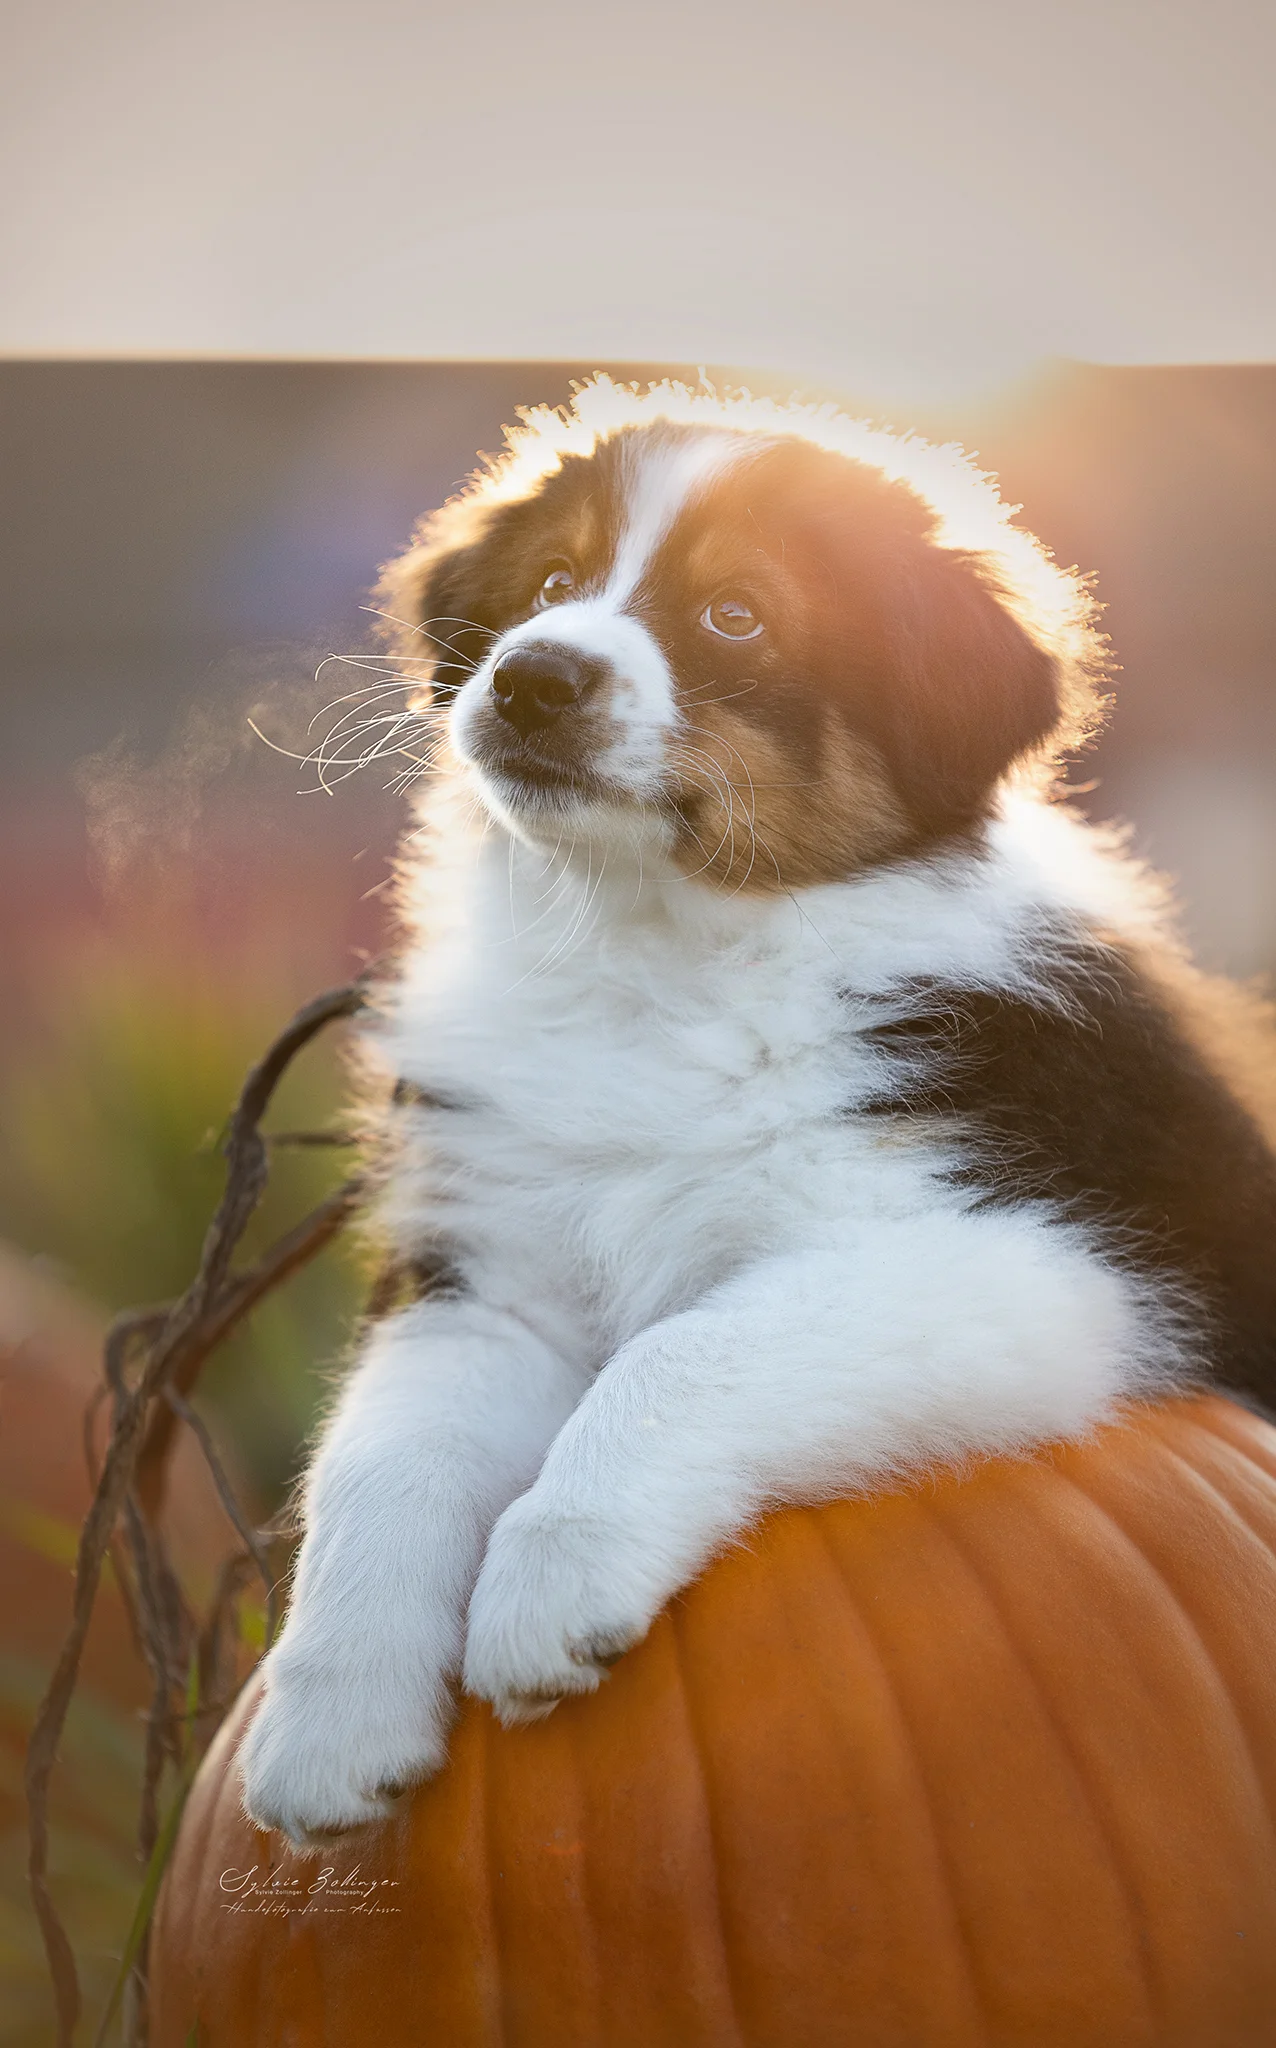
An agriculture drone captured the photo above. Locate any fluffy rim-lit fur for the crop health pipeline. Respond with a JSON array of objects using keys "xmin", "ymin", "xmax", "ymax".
[
  {"xmin": 378, "ymin": 374, "xmax": 1105, "ymax": 717},
  {"xmin": 238, "ymin": 380, "xmax": 1276, "ymax": 1850},
  {"xmin": 373, "ymin": 378, "xmax": 1108, "ymax": 892}
]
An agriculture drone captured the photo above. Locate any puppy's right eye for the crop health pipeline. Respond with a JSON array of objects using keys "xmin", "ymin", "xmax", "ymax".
[
  {"xmin": 535, "ymin": 562, "xmax": 575, "ymax": 608},
  {"xmin": 701, "ymin": 594, "xmax": 764, "ymax": 640}
]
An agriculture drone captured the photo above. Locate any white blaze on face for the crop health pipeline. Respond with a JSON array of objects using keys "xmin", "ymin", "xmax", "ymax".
[
  {"xmin": 604, "ymin": 431, "xmax": 739, "ymax": 607},
  {"xmin": 452, "ymin": 433, "xmax": 741, "ymax": 799}
]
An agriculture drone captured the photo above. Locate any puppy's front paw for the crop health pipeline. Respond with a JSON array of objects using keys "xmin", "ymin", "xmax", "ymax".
[
  {"xmin": 238, "ymin": 1648, "xmax": 451, "ymax": 1852},
  {"xmin": 462, "ymin": 1500, "xmax": 655, "ymax": 1727}
]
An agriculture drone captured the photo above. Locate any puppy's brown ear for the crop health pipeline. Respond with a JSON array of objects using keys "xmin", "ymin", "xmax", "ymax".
[
  {"xmin": 372, "ymin": 516, "xmax": 494, "ymax": 701},
  {"xmin": 883, "ymin": 546, "xmax": 1061, "ymax": 828}
]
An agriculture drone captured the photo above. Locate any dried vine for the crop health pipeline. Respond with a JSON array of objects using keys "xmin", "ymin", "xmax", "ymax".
[{"xmin": 25, "ymin": 977, "xmax": 371, "ymax": 2047}]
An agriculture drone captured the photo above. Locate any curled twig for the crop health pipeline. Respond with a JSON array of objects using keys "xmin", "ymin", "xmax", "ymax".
[
  {"xmin": 25, "ymin": 976, "xmax": 370, "ymax": 2046},
  {"xmin": 134, "ymin": 1174, "xmax": 365, "ymax": 1522},
  {"xmin": 163, "ymin": 1385, "xmax": 281, "ymax": 1652}
]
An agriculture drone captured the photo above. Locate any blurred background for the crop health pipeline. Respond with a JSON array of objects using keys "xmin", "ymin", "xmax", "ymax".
[{"xmin": 2, "ymin": 0, "xmax": 1273, "ymax": 2038}]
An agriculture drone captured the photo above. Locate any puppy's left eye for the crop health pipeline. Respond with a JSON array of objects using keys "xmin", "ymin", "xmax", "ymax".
[
  {"xmin": 535, "ymin": 562, "xmax": 576, "ymax": 608},
  {"xmin": 700, "ymin": 596, "xmax": 764, "ymax": 641}
]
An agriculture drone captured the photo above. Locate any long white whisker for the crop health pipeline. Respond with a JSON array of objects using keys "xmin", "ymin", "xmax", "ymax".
[
  {"xmin": 536, "ymin": 845, "xmax": 595, "ymax": 979},
  {"xmin": 315, "ymin": 714, "xmax": 435, "ymax": 786},
  {"xmin": 318, "ymin": 709, "xmax": 436, "ymax": 757},
  {"xmin": 360, "ymin": 604, "xmax": 493, "ymax": 666},
  {"xmin": 534, "ymin": 840, "xmax": 606, "ymax": 981},
  {"xmin": 283, "ymin": 711, "xmax": 446, "ymax": 794},
  {"xmin": 668, "ymin": 745, "xmax": 742, "ymax": 881},
  {"xmin": 678, "ymin": 678, "xmax": 761, "ymax": 709},
  {"xmin": 306, "ymin": 662, "xmax": 469, "ymax": 729},
  {"xmin": 504, "ymin": 838, "xmax": 589, "ymax": 990},
  {"xmin": 246, "ymin": 717, "xmax": 331, "ymax": 770},
  {"xmin": 542, "ymin": 848, "xmax": 610, "ymax": 979},
  {"xmin": 493, "ymin": 831, "xmax": 574, "ymax": 946},
  {"xmin": 630, "ymin": 829, "xmax": 645, "ymax": 911},
  {"xmin": 308, "ymin": 683, "xmax": 416, "ymax": 733},
  {"xmin": 684, "ymin": 721, "xmax": 767, "ymax": 885}
]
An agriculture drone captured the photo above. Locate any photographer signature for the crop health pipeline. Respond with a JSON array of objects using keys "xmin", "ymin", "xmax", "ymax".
[{"xmin": 218, "ymin": 1863, "xmax": 402, "ymax": 1916}]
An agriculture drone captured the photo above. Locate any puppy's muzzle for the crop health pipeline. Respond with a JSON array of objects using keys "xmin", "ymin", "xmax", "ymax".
[{"xmin": 491, "ymin": 644, "xmax": 604, "ymax": 739}]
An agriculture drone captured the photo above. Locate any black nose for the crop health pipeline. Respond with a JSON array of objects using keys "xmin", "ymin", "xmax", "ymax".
[{"xmin": 490, "ymin": 645, "xmax": 600, "ymax": 738}]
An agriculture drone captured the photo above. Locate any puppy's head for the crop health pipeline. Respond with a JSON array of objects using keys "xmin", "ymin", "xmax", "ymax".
[{"xmin": 378, "ymin": 382, "xmax": 1103, "ymax": 889}]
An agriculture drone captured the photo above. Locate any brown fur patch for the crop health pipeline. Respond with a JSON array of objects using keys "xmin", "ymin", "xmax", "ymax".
[{"xmin": 670, "ymin": 702, "xmax": 911, "ymax": 891}]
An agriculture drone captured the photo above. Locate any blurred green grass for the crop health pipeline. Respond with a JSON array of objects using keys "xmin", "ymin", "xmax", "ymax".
[{"xmin": 0, "ymin": 950, "xmax": 367, "ymax": 1507}]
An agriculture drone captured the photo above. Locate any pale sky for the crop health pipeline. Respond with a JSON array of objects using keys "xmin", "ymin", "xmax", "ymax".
[{"xmin": 3, "ymin": 0, "xmax": 1273, "ymax": 404}]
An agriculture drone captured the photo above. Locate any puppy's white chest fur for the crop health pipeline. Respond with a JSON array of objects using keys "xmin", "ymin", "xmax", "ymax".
[{"xmin": 376, "ymin": 821, "xmax": 932, "ymax": 1364}]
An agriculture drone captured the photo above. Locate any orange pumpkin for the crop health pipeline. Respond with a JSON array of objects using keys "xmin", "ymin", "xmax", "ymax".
[{"xmin": 149, "ymin": 1395, "xmax": 1276, "ymax": 2047}]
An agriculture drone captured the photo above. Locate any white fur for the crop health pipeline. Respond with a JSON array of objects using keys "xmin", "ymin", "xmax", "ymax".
[
  {"xmin": 604, "ymin": 430, "xmax": 741, "ymax": 603},
  {"xmin": 239, "ymin": 770, "xmax": 1189, "ymax": 1846}
]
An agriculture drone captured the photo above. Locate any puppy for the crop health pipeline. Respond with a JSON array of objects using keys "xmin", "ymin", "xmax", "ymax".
[{"xmin": 241, "ymin": 378, "xmax": 1276, "ymax": 1847}]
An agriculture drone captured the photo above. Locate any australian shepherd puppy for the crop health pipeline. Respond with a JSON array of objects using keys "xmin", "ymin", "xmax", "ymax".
[{"xmin": 241, "ymin": 378, "xmax": 1276, "ymax": 1846}]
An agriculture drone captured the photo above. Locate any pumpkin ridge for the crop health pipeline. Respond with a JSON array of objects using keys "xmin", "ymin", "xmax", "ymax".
[
  {"xmin": 477, "ymin": 1712, "xmax": 511, "ymax": 2048},
  {"xmin": 177, "ymin": 1698, "xmax": 221, "ymax": 2038},
  {"xmin": 1048, "ymin": 1453, "xmax": 1276, "ymax": 2022},
  {"xmin": 1130, "ymin": 1435, "xmax": 1276, "ymax": 1839},
  {"xmin": 158, "ymin": 1680, "xmax": 251, "ymax": 2039},
  {"xmin": 804, "ymin": 1510, "xmax": 993, "ymax": 2045},
  {"xmin": 1136, "ymin": 1419, "xmax": 1276, "ymax": 1552},
  {"xmin": 1044, "ymin": 1452, "xmax": 1276, "ymax": 2031},
  {"xmin": 239, "ymin": 1736, "xmax": 280, "ymax": 2038},
  {"xmin": 1140, "ymin": 1428, "xmax": 1276, "ymax": 1565},
  {"xmin": 1167, "ymin": 1399, "xmax": 1276, "ymax": 1484},
  {"xmin": 560, "ymin": 1692, "xmax": 606, "ymax": 2048},
  {"xmin": 436, "ymin": 1704, "xmax": 506, "ymax": 2046},
  {"xmin": 1054, "ymin": 1455, "xmax": 1276, "ymax": 1864},
  {"xmin": 665, "ymin": 1601, "xmax": 750, "ymax": 2048},
  {"xmin": 919, "ymin": 1484, "xmax": 1159, "ymax": 2036},
  {"xmin": 242, "ymin": 1778, "xmax": 278, "ymax": 2039},
  {"xmin": 223, "ymin": 1752, "xmax": 264, "ymax": 2039}
]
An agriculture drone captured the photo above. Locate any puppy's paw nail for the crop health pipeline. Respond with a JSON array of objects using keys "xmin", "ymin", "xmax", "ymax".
[
  {"xmin": 292, "ymin": 1812, "xmax": 381, "ymax": 1850},
  {"xmin": 569, "ymin": 1623, "xmax": 642, "ymax": 1669},
  {"xmin": 494, "ymin": 1689, "xmax": 564, "ymax": 1727}
]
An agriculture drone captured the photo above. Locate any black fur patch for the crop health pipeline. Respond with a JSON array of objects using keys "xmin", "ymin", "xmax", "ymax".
[{"xmin": 855, "ymin": 941, "xmax": 1276, "ymax": 1410}]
